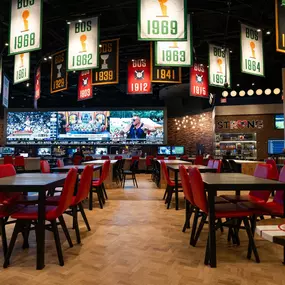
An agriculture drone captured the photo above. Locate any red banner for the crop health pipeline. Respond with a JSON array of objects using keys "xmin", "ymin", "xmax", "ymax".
[
  {"xmin": 127, "ymin": 58, "xmax": 152, "ymax": 94},
  {"xmin": 78, "ymin": 70, "xmax": 93, "ymax": 101},
  {"xmin": 190, "ymin": 63, "xmax": 209, "ymax": 98},
  {"xmin": 35, "ymin": 66, "xmax": 41, "ymax": 101}
]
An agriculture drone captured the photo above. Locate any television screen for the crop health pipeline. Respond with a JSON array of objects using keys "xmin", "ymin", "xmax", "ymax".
[
  {"xmin": 66, "ymin": 148, "xmax": 78, "ymax": 157},
  {"xmin": 158, "ymin": 146, "xmax": 171, "ymax": 155},
  {"xmin": 275, "ymin": 114, "xmax": 284, "ymax": 129},
  {"xmin": 109, "ymin": 110, "xmax": 164, "ymax": 143},
  {"xmin": 38, "ymin": 147, "xmax": 52, "ymax": 156},
  {"xmin": 95, "ymin": 147, "xmax": 108, "ymax": 155},
  {"xmin": 268, "ymin": 139, "xmax": 284, "ymax": 155},
  {"xmin": 2, "ymin": 147, "xmax": 15, "ymax": 155},
  {"xmin": 171, "ymin": 146, "xmax": 184, "ymax": 155},
  {"xmin": 20, "ymin": 153, "xmax": 29, "ymax": 158}
]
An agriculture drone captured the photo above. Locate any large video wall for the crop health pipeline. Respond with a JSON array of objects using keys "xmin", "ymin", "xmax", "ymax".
[{"xmin": 6, "ymin": 109, "xmax": 165, "ymax": 144}]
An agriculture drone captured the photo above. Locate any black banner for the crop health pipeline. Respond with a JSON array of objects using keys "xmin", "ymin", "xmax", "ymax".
[
  {"xmin": 92, "ymin": 38, "xmax": 119, "ymax": 85},
  {"xmin": 50, "ymin": 50, "xmax": 68, "ymax": 93},
  {"xmin": 276, "ymin": 0, "xmax": 285, "ymax": 53},
  {"xmin": 150, "ymin": 43, "xmax": 181, "ymax": 83}
]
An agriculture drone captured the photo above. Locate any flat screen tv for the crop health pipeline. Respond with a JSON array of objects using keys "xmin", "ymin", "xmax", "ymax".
[
  {"xmin": 268, "ymin": 139, "xmax": 284, "ymax": 155},
  {"xmin": 95, "ymin": 147, "xmax": 108, "ymax": 155},
  {"xmin": 2, "ymin": 147, "xmax": 15, "ymax": 155},
  {"xmin": 38, "ymin": 147, "xmax": 52, "ymax": 156},
  {"xmin": 275, "ymin": 114, "xmax": 284, "ymax": 129},
  {"xmin": 171, "ymin": 146, "xmax": 185, "ymax": 155},
  {"xmin": 158, "ymin": 146, "xmax": 171, "ymax": 155},
  {"xmin": 20, "ymin": 153, "xmax": 29, "ymax": 158}
]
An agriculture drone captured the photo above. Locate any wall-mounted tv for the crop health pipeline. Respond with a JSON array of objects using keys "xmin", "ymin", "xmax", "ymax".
[
  {"xmin": 158, "ymin": 146, "xmax": 171, "ymax": 155},
  {"xmin": 95, "ymin": 147, "xmax": 108, "ymax": 155},
  {"xmin": 275, "ymin": 114, "xmax": 284, "ymax": 129},
  {"xmin": 171, "ymin": 146, "xmax": 185, "ymax": 155},
  {"xmin": 38, "ymin": 147, "xmax": 52, "ymax": 156},
  {"xmin": 268, "ymin": 139, "xmax": 284, "ymax": 155},
  {"xmin": 1, "ymin": 147, "xmax": 15, "ymax": 155}
]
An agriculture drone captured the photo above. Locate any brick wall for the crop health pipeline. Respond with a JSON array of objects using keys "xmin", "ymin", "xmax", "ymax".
[{"xmin": 167, "ymin": 111, "xmax": 214, "ymax": 155}]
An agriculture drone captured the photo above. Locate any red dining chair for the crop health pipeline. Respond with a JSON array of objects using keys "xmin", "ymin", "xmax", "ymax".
[
  {"xmin": 207, "ymin": 159, "xmax": 214, "ymax": 168},
  {"xmin": 85, "ymin": 156, "xmax": 93, "ymax": 161},
  {"xmin": 73, "ymin": 155, "xmax": 82, "ymax": 165},
  {"xmin": 265, "ymin": 159, "xmax": 279, "ymax": 180},
  {"xmin": 168, "ymin": 156, "xmax": 176, "ymax": 160},
  {"xmin": 213, "ymin": 160, "xmax": 222, "ymax": 173},
  {"xmin": 156, "ymin": 156, "xmax": 164, "ymax": 160},
  {"xmin": 4, "ymin": 156, "xmax": 13, "ymax": 165},
  {"xmin": 115, "ymin": 155, "xmax": 123, "ymax": 160},
  {"xmin": 194, "ymin": 155, "xmax": 204, "ymax": 165},
  {"xmin": 188, "ymin": 167, "xmax": 260, "ymax": 263},
  {"xmin": 14, "ymin": 156, "xmax": 25, "ymax": 172},
  {"xmin": 101, "ymin": 155, "xmax": 110, "ymax": 160},
  {"xmin": 40, "ymin": 160, "xmax": 51, "ymax": 173},
  {"xmin": 161, "ymin": 161, "xmax": 182, "ymax": 209},
  {"xmin": 3, "ymin": 168, "xmax": 78, "ymax": 268},
  {"xmin": 57, "ymin": 159, "xmax": 64, "ymax": 167},
  {"xmin": 180, "ymin": 155, "xmax": 189, "ymax": 160}
]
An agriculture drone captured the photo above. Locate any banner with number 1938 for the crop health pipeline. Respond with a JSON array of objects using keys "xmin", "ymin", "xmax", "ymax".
[
  {"xmin": 9, "ymin": 0, "xmax": 43, "ymax": 55},
  {"xmin": 138, "ymin": 0, "xmax": 187, "ymax": 41},
  {"xmin": 67, "ymin": 17, "xmax": 99, "ymax": 71},
  {"xmin": 241, "ymin": 23, "xmax": 264, "ymax": 77}
]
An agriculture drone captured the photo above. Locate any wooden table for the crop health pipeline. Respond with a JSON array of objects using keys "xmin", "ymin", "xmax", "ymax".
[
  {"xmin": 0, "ymin": 173, "xmax": 67, "ymax": 270},
  {"xmin": 167, "ymin": 165, "xmax": 216, "ymax": 210},
  {"xmin": 201, "ymin": 173, "xmax": 285, "ymax": 268},
  {"xmin": 51, "ymin": 165, "xmax": 102, "ymax": 173},
  {"xmin": 233, "ymin": 160, "xmax": 264, "ymax": 176}
]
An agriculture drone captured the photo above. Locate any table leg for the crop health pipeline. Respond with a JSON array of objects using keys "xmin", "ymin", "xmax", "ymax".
[
  {"xmin": 37, "ymin": 189, "xmax": 46, "ymax": 270},
  {"xmin": 207, "ymin": 188, "xmax": 217, "ymax": 268},
  {"xmin": 175, "ymin": 171, "xmax": 179, "ymax": 210}
]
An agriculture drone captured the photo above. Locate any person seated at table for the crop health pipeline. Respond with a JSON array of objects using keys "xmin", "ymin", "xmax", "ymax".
[{"xmin": 73, "ymin": 148, "xmax": 84, "ymax": 159}]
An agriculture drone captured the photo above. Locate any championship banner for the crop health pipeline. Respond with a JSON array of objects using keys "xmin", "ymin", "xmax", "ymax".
[
  {"xmin": 138, "ymin": 0, "xmax": 187, "ymax": 41},
  {"xmin": 14, "ymin": 53, "xmax": 30, "ymax": 84},
  {"xmin": 67, "ymin": 17, "xmax": 99, "ymax": 71},
  {"xmin": 241, "ymin": 23, "xmax": 264, "ymax": 77},
  {"xmin": 127, "ymin": 58, "xmax": 152, "ymax": 94},
  {"xmin": 276, "ymin": 0, "xmax": 285, "ymax": 53},
  {"xmin": 34, "ymin": 66, "xmax": 41, "ymax": 100},
  {"xmin": 92, "ymin": 39, "xmax": 119, "ymax": 85},
  {"xmin": 9, "ymin": 0, "xmax": 43, "ymax": 55},
  {"xmin": 2, "ymin": 75, "xmax": 9, "ymax": 108},
  {"xmin": 190, "ymin": 63, "xmax": 209, "ymax": 98},
  {"xmin": 78, "ymin": 70, "xmax": 93, "ymax": 101},
  {"xmin": 150, "ymin": 43, "xmax": 181, "ymax": 83},
  {"xmin": 155, "ymin": 14, "xmax": 192, "ymax": 67},
  {"xmin": 51, "ymin": 50, "xmax": 68, "ymax": 93},
  {"xmin": 209, "ymin": 44, "xmax": 231, "ymax": 88},
  {"xmin": 0, "ymin": 57, "xmax": 2, "ymax": 95}
]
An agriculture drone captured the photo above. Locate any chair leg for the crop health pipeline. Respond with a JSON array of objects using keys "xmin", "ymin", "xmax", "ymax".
[
  {"xmin": 190, "ymin": 207, "xmax": 199, "ymax": 246},
  {"xmin": 102, "ymin": 183, "xmax": 108, "ymax": 200},
  {"xmin": 21, "ymin": 220, "xmax": 31, "ymax": 249},
  {"xmin": 58, "ymin": 215, "xmax": 73, "ymax": 248},
  {"xmin": 89, "ymin": 188, "xmax": 93, "ymax": 211},
  {"xmin": 204, "ymin": 235, "xmax": 210, "ymax": 265},
  {"xmin": 78, "ymin": 202, "xmax": 91, "ymax": 231},
  {"xmin": 96, "ymin": 187, "xmax": 103, "ymax": 209},
  {"xmin": 123, "ymin": 174, "xmax": 126, "ymax": 188},
  {"xmin": 192, "ymin": 213, "xmax": 207, "ymax": 247},
  {"xmin": 244, "ymin": 217, "xmax": 260, "ymax": 263},
  {"xmin": 182, "ymin": 201, "xmax": 193, "ymax": 232},
  {"xmin": 72, "ymin": 206, "xmax": 81, "ymax": 244},
  {"xmin": 134, "ymin": 174, "xmax": 138, "ymax": 188},
  {"xmin": 167, "ymin": 186, "xmax": 174, "ymax": 209},
  {"xmin": 51, "ymin": 220, "xmax": 64, "ymax": 266},
  {"xmin": 163, "ymin": 185, "xmax": 168, "ymax": 200},
  {"xmin": 218, "ymin": 218, "xmax": 224, "ymax": 233},
  {"xmin": 0, "ymin": 218, "xmax": 7, "ymax": 257},
  {"xmin": 247, "ymin": 215, "xmax": 257, "ymax": 259}
]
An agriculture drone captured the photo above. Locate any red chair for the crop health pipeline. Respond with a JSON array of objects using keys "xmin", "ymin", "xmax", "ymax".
[
  {"xmin": 180, "ymin": 155, "xmax": 189, "ymax": 160},
  {"xmin": 14, "ymin": 156, "xmax": 25, "ymax": 172},
  {"xmin": 161, "ymin": 161, "xmax": 182, "ymax": 209},
  {"xmin": 156, "ymin": 156, "xmax": 164, "ymax": 160},
  {"xmin": 73, "ymin": 155, "xmax": 82, "ymax": 165},
  {"xmin": 115, "ymin": 155, "xmax": 123, "ymax": 160},
  {"xmin": 4, "ymin": 156, "xmax": 13, "ymax": 165},
  {"xmin": 40, "ymin": 160, "xmax": 51, "ymax": 173},
  {"xmin": 207, "ymin": 159, "xmax": 214, "ymax": 168},
  {"xmin": 146, "ymin": 155, "xmax": 154, "ymax": 172},
  {"xmin": 90, "ymin": 160, "xmax": 110, "ymax": 210},
  {"xmin": 57, "ymin": 159, "xmax": 64, "ymax": 167},
  {"xmin": 4, "ymin": 168, "xmax": 78, "ymax": 268},
  {"xmin": 85, "ymin": 156, "xmax": 93, "ymax": 161},
  {"xmin": 213, "ymin": 160, "xmax": 222, "ymax": 173},
  {"xmin": 101, "ymin": 155, "xmax": 110, "ymax": 160},
  {"xmin": 265, "ymin": 159, "xmax": 279, "ymax": 180},
  {"xmin": 194, "ymin": 155, "xmax": 204, "ymax": 165},
  {"xmin": 168, "ymin": 156, "xmax": 176, "ymax": 160},
  {"xmin": 188, "ymin": 167, "xmax": 260, "ymax": 263}
]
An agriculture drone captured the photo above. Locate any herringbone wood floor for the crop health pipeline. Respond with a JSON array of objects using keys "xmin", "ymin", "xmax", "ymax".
[{"xmin": 1, "ymin": 174, "xmax": 285, "ymax": 285}]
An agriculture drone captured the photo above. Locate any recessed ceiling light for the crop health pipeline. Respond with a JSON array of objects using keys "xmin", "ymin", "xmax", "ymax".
[
  {"xmin": 266, "ymin": 31, "xmax": 271, "ymax": 35},
  {"xmin": 43, "ymin": 57, "xmax": 47, "ymax": 61},
  {"xmin": 48, "ymin": 56, "xmax": 52, "ymax": 59},
  {"xmin": 265, "ymin": 88, "xmax": 272, "ymax": 95},
  {"xmin": 78, "ymin": 19, "xmax": 82, "ymax": 23},
  {"xmin": 256, "ymin": 89, "xmax": 263, "ymax": 95},
  {"xmin": 230, "ymin": 90, "xmax": 237, "ymax": 97},
  {"xmin": 237, "ymin": 84, "xmax": 240, "ymax": 87},
  {"xmin": 252, "ymin": 83, "xmax": 255, "ymax": 86},
  {"xmin": 257, "ymin": 29, "xmax": 261, "ymax": 32},
  {"xmin": 247, "ymin": 89, "xmax": 254, "ymax": 96},
  {"xmin": 5, "ymin": 43, "xmax": 8, "ymax": 46},
  {"xmin": 273, "ymin": 88, "xmax": 281, "ymax": 95},
  {"xmin": 99, "ymin": 44, "xmax": 102, "ymax": 48},
  {"xmin": 222, "ymin": 91, "xmax": 228, "ymax": 98},
  {"xmin": 67, "ymin": 21, "xmax": 71, "ymax": 25},
  {"xmin": 239, "ymin": 90, "xmax": 246, "ymax": 97},
  {"xmin": 230, "ymin": 50, "xmax": 233, "ymax": 53},
  {"xmin": 26, "ymin": 83, "xmax": 30, "ymax": 87}
]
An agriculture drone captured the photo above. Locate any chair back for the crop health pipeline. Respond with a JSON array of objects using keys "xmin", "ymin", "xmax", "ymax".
[
  {"xmin": 156, "ymin": 156, "xmax": 164, "ymax": 160},
  {"xmin": 221, "ymin": 159, "xmax": 232, "ymax": 173},
  {"xmin": 14, "ymin": 156, "xmax": 25, "ymax": 167},
  {"xmin": 161, "ymin": 161, "xmax": 172, "ymax": 185},
  {"xmin": 57, "ymin": 159, "xmax": 64, "ymax": 167},
  {"xmin": 168, "ymin": 156, "xmax": 176, "ymax": 160},
  {"xmin": 228, "ymin": 160, "xmax": 240, "ymax": 173},
  {"xmin": 4, "ymin": 156, "xmax": 13, "ymax": 165},
  {"xmin": 85, "ymin": 156, "xmax": 93, "ymax": 161},
  {"xmin": 40, "ymin": 160, "xmax": 50, "ymax": 173},
  {"xmin": 180, "ymin": 155, "xmax": 189, "ymax": 160},
  {"xmin": 101, "ymin": 155, "xmax": 110, "ymax": 160},
  {"xmin": 189, "ymin": 167, "xmax": 208, "ymax": 213},
  {"xmin": 194, "ymin": 155, "xmax": 204, "ymax": 165},
  {"xmin": 73, "ymin": 155, "xmax": 82, "ymax": 165},
  {"xmin": 115, "ymin": 155, "xmax": 123, "ymax": 160},
  {"xmin": 213, "ymin": 160, "xmax": 222, "ymax": 173},
  {"xmin": 131, "ymin": 156, "xmax": 140, "ymax": 163},
  {"xmin": 274, "ymin": 166, "xmax": 285, "ymax": 205},
  {"xmin": 73, "ymin": 165, "xmax": 93, "ymax": 204},
  {"xmin": 130, "ymin": 160, "xmax": 139, "ymax": 173},
  {"xmin": 146, "ymin": 155, "xmax": 154, "ymax": 166},
  {"xmin": 265, "ymin": 159, "xmax": 279, "ymax": 180},
  {"xmin": 102, "ymin": 160, "xmax": 111, "ymax": 181},
  {"xmin": 207, "ymin": 159, "xmax": 214, "ymax": 168},
  {"xmin": 179, "ymin": 165, "xmax": 195, "ymax": 205}
]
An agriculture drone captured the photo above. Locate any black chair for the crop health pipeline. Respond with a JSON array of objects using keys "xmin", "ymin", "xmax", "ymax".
[
  {"xmin": 228, "ymin": 160, "xmax": 241, "ymax": 173},
  {"xmin": 122, "ymin": 160, "xmax": 139, "ymax": 188},
  {"xmin": 152, "ymin": 160, "xmax": 161, "ymax": 187},
  {"xmin": 222, "ymin": 159, "xmax": 233, "ymax": 173}
]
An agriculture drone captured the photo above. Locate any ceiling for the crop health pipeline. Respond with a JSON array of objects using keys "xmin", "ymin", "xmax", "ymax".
[{"xmin": 0, "ymin": 0, "xmax": 283, "ymax": 116}]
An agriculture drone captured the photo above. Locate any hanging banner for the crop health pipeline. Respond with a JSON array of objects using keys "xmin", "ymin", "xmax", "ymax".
[
  {"xmin": 78, "ymin": 70, "xmax": 93, "ymax": 101},
  {"xmin": 209, "ymin": 44, "xmax": 231, "ymax": 88},
  {"xmin": 9, "ymin": 0, "xmax": 43, "ymax": 55},
  {"xmin": 138, "ymin": 0, "xmax": 187, "ymax": 41},
  {"xmin": 127, "ymin": 58, "xmax": 152, "ymax": 94},
  {"xmin": 0, "ymin": 57, "xmax": 2, "ymax": 96},
  {"xmin": 276, "ymin": 0, "xmax": 285, "ymax": 53},
  {"xmin": 2, "ymin": 75, "xmax": 9, "ymax": 108},
  {"xmin": 35, "ymin": 66, "xmax": 41, "ymax": 100},
  {"xmin": 155, "ymin": 14, "xmax": 192, "ymax": 67},
  {"xmin": 14, "ymin": 53, "xmax": 30, "ymax": 84},
  {"xmin": 241, "ymin": 24, "xmax": 264, "ymax": 77},
  {"xmin": 190, "ymin": 63, "xmax": 209, "ymax": 98},
  {"xmin": 92, "ymin": 38, "xmax": 119, "ymax": 85},
  {"xmin": 67, "ymin": 17, "xmax": 99, "ymax": 71},
  {"xmin": 150, "ymin": 43, "xmax": 181, "ymax": 83},
  {"xmin": 51, "ymin": 50, "xmax": 68, "ymax": 93}
]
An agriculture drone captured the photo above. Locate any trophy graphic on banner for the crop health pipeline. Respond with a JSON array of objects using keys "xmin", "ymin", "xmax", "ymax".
[
  {"xmin": 22, "ymin": 10, "xmax": 30, "ymax": 32},
  {"xmin": 217, "ymin": 58, "xmax": 223, "ymax": 73},
  {"xmin": 101, "ymin": 54, "xmax": 109, "ymax": 70},
  {"xmin": 169, "ymin": 42, "xmax": 179, "ymax": 48},
  {"xmin": 250, "ymin": 41, "xmax": 256, "ymax": 59},
  {"xmin": 57, "ymin": 64, "xmax": 62, "ymax": 78},
  {"xmin": 157, "ymin": 0, "xmax": 168, "ymax": 17},
  {"xmin": 20, "ymin": 54, "xmax": 24, "ymax": 67},
  {"xmin": 80, "ymin": 35, "xmax": 87, "ymax": 52}
]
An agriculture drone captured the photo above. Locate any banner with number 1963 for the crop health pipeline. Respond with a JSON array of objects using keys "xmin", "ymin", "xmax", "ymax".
[
  {"xmin": 138, "ymin": 0, "xmax": 187, "ymax": 41},
  {"xmin": 9, "ymin": 0, "xmax": 43, "ymax": 55}
]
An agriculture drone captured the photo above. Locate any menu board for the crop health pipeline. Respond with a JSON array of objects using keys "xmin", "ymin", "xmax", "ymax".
[{"xmin": 14, "ymin": 52, "xmax": 30, "ymax": 84}]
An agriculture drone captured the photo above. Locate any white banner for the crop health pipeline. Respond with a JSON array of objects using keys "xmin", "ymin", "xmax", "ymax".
[
  {"xmin": 9, "ymin": 0, "xmax": 42, "ymax": 55},
  {"xmin": 155, "ymin": 14, "xmax": 192, "ymax": 66},
  {"xmin": 2, "ymin": 76, "xmax": 9, "ymax": 108},
  {"xmin": 67, "ymin": 17, "xmax": 99, "ymax": 71},
  {"xmin": 138, "ymin": 0, "xmax": 187, "ymax": 41},
  {"xmin": 209, "ymin": 44, "xmax": 231, "ymax": 88},
  {"xmin": 241, "ymin": 23, "xmax": 264, "ymax": 77},
  {"xmin": 14, "ymin": 53, "xmax": 30, "ymax": 84}
]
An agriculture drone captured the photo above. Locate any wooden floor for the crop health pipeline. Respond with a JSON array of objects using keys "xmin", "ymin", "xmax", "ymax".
[{"xmin": 1, "ymin": 174, "xmax": 285, "ymax": 284}]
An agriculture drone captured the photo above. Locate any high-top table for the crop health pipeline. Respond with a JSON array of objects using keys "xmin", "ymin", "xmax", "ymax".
[
  {"xmin": 0, "ymin": 173, "xmax": 67, "ymax": 270},
  {"xmin": 201, "ymin": 173, "xmax": 285, "ymax": 268}
]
